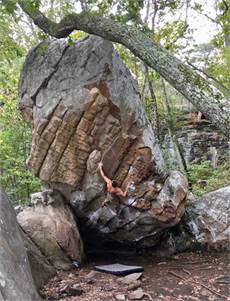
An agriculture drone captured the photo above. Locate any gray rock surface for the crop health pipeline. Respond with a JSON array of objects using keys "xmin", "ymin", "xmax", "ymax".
[
  {"xmin": 142, "ymin": 187, "xmax": 230, "ymax": 255},
  {"xmin": 17, "ymin": 189, "xmax": 84, "ymax": 270},
  {"xmin": 128, "ymin": 288, "xmax": 144, "ymax": 300},
  {"xmin": 187, "ymin": 186, "xmax": 230, "ymax": 250},
  {"xmin": 19, "ymin": 35, "xmax": 188, "ymax": 247},
  {"xmin": 0, "ymin": 189, "xmax": 41, "ymax": 301},
  {"xmin": 163, "ymin": 120, "xmax": 229, "ymax": 168},
  {"xmin": 22, "ymin": 231, "xmax": 56, "ymax": 289}
]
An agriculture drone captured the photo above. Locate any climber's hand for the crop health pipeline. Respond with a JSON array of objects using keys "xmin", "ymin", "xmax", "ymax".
[
  {"xmin": 98, "ymin": 162, "xmax": 103, "ymax": 168},
  {"xmin": 128, "ymin": 165, "xmax": 133, "ymax": 173}
]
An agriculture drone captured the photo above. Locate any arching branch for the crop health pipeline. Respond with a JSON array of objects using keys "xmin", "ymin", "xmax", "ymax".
[{"xmin": 17, "ymin": 0, "xmax": 230, "ymax": 138}]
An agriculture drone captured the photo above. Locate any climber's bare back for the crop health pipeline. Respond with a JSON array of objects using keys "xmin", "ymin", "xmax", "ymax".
[{"xmin": 98, "ymin": 163, "xmax": 129, "ymax": 197}]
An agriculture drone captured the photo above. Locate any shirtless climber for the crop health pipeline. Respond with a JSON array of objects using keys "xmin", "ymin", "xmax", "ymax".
[{"xmin": 98, "ymin": 162, "xmax": 130, "ymax": 205}]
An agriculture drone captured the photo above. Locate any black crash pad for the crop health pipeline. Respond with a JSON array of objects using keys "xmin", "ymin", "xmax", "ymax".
[{"xmin": 94, "ymin": 263, "xmax": 144, "ymax": 275}]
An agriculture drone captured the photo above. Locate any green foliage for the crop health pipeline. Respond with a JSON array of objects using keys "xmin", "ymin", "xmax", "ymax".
[
  {"xmin": 143, "ymin": 96, "xmax": 153, "ymax": 122},
  {"xmin": 187, "ymin": 161, "xmax": 230, "ymax": 196},
  {"xmin": 68, "ymin": 31, "xmax": 88, "ymax": 45},
  {"xmin": 155, "ymin": 20, "xmax": 189, "ymax": 51},
  {"xmin": 81, "ymin": 0, "xmax": 143, "ymax": 23},
  {"xmin": 0, "ymin": 0, "xmax": 17, "ymax": 14},
  {"xmin": 70, "ymin": 30, "xmax": 87, "ymax": 39},
  {"xmin": 0, "ymin": 9, "xmax": 25, "ymax": 62},
  {"xmin": 1, "ymin": 0, "xmax": 41, "ymax": 13},
  {"xmin": 0, "ymin": 60, "xmax": 41, "ymax": 204},
  {"xmin": 35, "ymin": 42, "xmax": 48, "ymax": 55},
  {"xmin": 116, "ymin": 0, "xmax": 144, "ymax": 23},
  {"xmin": 143, "ymin": 93, "xmax": 165, "ymax": 122},
  {"xmin": 190, "ymin": 0, "xmax": 230, "ymax": 94},
  {"xmin": 162, "ymin": 148, "xmax": 181, "ymax": 171}
]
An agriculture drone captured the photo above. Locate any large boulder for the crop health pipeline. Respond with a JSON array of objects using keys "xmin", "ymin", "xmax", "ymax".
[
  {"xmin": 17, "ymin": 189, "xmax": 84, "ymax": 270},
  {"xmin": 154, "ymin": 187, "xmax": 230, "ymax": 255},
  {"xmin": 22, "ymin": 231, "xmax": 56, "ymax": 289},
  {"xmin": 0, "ymin": 189, "xmax": 41, "ymax": 301},
  {"xmin": 187, "ymin": 186, "xmax": 230, "ymax": 250},
  {"xmin": 19, "ymin": 36, "xmax": 188, "ymax": 247}
]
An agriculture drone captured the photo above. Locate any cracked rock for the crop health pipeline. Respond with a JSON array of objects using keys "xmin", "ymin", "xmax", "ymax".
[
  {"xmin": 19, "ymin": 35, "xmax": 188, "ymax": 247},
  {"xmin": 17, "ymin": 190, "xmax": 84, "ymax": 270}
]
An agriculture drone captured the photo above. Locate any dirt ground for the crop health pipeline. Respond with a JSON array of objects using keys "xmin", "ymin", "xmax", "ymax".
[{"xmin": 40, "ymin": 251, "xmax": 229, "ymax": 301}]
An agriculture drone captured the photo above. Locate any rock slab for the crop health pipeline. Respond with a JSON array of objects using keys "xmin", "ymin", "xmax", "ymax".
[
  {"xmin": 0, "ymin": 189, "xmax": 41, "ymax": 301},
  {"xmin": 187, "ymin": 186, "xmax": 230, "ymax": 250},
  {"xmin": 22, "ymin": 231, "xmax": 56, "ymax": 289}
]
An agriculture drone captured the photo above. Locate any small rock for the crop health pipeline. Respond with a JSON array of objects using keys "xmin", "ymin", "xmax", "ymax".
[
  {"xmin": 144, "ymin": 292, "xmax": 153, "ymax": 300},
  {"xmin": 72, "ymin": 261, "xmax": 81, "ymax": 268},
  {"xmin": 115, "ymin": 294, "xmax": 126, "ymax": 300},
  {"xmin": 117, "ymin": 272, "xmax": 143, "ymax": 284},
  {"xmin": 200, "ymin": 288, "xmax": 209, "ymax": 297},
  {"xmin": 84, "ymin": 270, "xmax": 98, "ymax": 279},
  {"xmin": 157, "ymin": 262, "xmax": 167, "ymax": 265},
  {"xmin": 103, "ymin": 284, "xmax": 114, "ymax": 291},
  {"xmin": 59, "ymin": 284, "xmax": 69, "ymax": 295},
  {"xmin": 128, "ymin": 280, "xmax": 142, "ymax": 291},
  {"xmin": 86, "ymin": 279, "xmax": 95, "ymax": 284},
  {"xmin": 14, "ymin": 204, "xmax": 29, "ymax": 215},
  {"xmin": 128, "ymin": 288, "xmax": 144, "ymax": 300},
  {"xmin": 60, "ymin": 284, "xmax": 83, "ymax": 296},
  {"xmin": 197, "ymin": 179, "xmax": 208, "ymax": 188}
]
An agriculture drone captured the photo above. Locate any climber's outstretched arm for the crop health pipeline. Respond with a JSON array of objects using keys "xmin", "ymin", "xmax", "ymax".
[{"xmin": 98, "ymin": 162, "xmax": 111, "ymax": 184}]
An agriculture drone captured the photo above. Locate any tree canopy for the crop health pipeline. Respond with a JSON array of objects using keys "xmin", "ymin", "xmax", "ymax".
[{"xmin": 1, "ymin": 0, "xmax": 229, "ymax": 137}]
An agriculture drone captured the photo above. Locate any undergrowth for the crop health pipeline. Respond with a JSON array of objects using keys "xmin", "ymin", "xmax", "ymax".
[{"xmin": 187, "ymin": 161, "xmax": 230, "ymax": 196}]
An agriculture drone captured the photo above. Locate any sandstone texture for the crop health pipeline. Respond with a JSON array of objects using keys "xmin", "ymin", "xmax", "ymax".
[
  {"xmin": 17, "ymin": 189, "xmax": 84, "ymax": 270},
  {"xmin": 0, "ymin": 189, "xmax": 41, "ymax": 301},
  {"xmin": 19, "ymin": 36, "xmax": 188, "ymax": 247}
]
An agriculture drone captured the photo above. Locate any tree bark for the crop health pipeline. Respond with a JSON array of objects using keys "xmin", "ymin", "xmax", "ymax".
[
  {"xmin": 18, "ymin": 0, "xmax": 230, "ymax": 138},
  {"xmin": 144, "ymin": 64, "xmax": 159, "ymax": 139},
  {"xmin": 161, "ymin": 78, "xmax": 187, "ymax": 174}
]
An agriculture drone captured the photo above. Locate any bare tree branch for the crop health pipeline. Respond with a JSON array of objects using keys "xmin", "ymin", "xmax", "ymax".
[
  {"xmin": 186, "ymin": 60, "xmax": 230, "ymax": 94},
  {"xmin": 144, "ymin": 0, "xmax": 150, "ymax": 24}
]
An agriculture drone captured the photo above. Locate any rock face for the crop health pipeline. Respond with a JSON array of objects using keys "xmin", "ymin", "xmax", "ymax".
[
  {"xmin": 22, "ymin": 231, "xmax": 56, "ymax": 289},
  {"xmin": 163, "ymin": 118, "xmax": 229, "ymax": 169},
  {"xmin": 17, "ymin": 189, "xmax": 84, "ymax": 269},
  {"xmin": 19, "ymin": 36, "xmax": 188, "ymax": 247},
  {"xmin": 147, "ymin": 188, "xmax": 230, "ymax": 256},
  {"xmin": 177, "ymin": 123, "xmax": 229, "ymax": 166},
  {"xmin": 0, "ymin": 189, "xmax": 41, "ymax": 301},
  {"xmin": 187, "ymin": 186, "xmax": 230, "ymax": 250}
]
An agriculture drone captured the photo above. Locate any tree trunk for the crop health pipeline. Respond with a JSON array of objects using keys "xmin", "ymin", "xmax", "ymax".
[
  {"xmin": 161, "ymin": 78, "xmax": 187, "ymax": 174},
  {"xmin": 143, "ymin": 64, "xmax": 159, "ymax": 139},
  {"xmin": 18, "ymin": 1, "xmax": 230, "ymax": 138}
]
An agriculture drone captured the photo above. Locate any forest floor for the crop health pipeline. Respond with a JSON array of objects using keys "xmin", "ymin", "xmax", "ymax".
[{"xmin": 40, "ymin": 251, "xmax": 229, "ymax": 301}]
